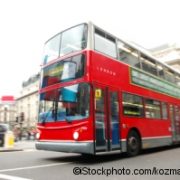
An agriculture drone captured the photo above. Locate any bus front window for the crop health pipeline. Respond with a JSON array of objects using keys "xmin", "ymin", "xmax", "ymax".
[
  {"xmin": 39, "ymin": 83, "xmax": 90, "ymax": 123},
  {"xmin": 41, "ymin": 54, "xmax": 85, "ymax": 88},
  {"xmin": 60, "ymin": 24, "xmax": 87, "ymax": 56},
  {"xmin": 43, "ymin": 24, "xmax": 87, "ymax": 64},
  {"xmin": 43, "ymin": 34, "xmax": 61, "ymax": 64}
]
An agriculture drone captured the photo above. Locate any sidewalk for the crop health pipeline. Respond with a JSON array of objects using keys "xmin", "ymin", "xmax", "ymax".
[
  {"xmin": 14, "ymin": 140, "xmax": 36, "ymax": 150},
  {"xmin": 0, "ymin": 140, "xmax": 36, "ymax": 152}
]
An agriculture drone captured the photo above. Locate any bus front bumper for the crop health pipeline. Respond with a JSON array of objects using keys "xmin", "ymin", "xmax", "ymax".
[{"xmin": 35, "ymin": 141, "xmax": 94, "ymax": 154}]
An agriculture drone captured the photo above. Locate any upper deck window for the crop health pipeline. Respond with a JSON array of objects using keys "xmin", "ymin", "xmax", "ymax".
[
  {"xmin": 43, "ymin": 24, "xmax": 87, "ymax": 64},
  {"xmin": 43, "ymin": 34, "xmax": 61, "ymax": 63},
  {"xmin": 118, "ymin": 41, "xmax": 140, "ymax": 68},
  {"xmin": 175, "ymin": 75, "xmax": 180, "ymax": 86},
  {"xmin": 94, "ymin": 28, "xmax": 117, "ymax": 58},
  {"xmin": 164, "ymin": 69, "xmax": 175, "ymax": 83},
  {"xmin": 140, "ymin": 54, "xmax": 158, "ymax": 76}
]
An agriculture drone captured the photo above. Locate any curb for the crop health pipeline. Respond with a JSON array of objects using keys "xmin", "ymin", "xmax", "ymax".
[{"xmin": 0, "ymin": 148, "xmax": 23, "ymax": 152}]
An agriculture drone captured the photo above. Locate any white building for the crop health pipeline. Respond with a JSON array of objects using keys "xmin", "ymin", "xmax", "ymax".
[
  {"xmin": 150, "ymin": 43, "xmax": 180, "ymax": 72},
  {"xmin": 16, "ymin": 73, "xmax": 40, "ymax": 129},
  {"xmin": 0, "ymin": 96, "xmax": 16, "ymax": 127}
]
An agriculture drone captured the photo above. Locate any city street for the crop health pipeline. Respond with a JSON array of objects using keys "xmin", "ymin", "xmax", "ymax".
[
  {"xmin": 0, "ymin": 1, "xmax": 180, "ymax": 180},
  {"xmin": 0, "ymin": 141, "xmax": 180, "ymax": 180}
]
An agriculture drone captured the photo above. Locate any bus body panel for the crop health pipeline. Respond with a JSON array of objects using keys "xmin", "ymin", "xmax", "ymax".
[{"xmin": 36, "ymin": 22, "xmax": 180, "ymax": 155}]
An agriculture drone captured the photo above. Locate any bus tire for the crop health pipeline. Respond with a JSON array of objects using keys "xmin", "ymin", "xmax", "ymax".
[{"xmin": 126, "ymin": 130, "xmax": 141, "ymax": 156}]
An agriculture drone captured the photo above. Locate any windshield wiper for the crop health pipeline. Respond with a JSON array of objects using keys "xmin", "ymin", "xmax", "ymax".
[
  {"xmin": 65, "ymin": 116, "xmax": 72, "ymax": 123},
  {"xmin": 41, "ymin": 106, "xmax": 53, "ymax": 125},
  {"xmin": 42, "ymin": 101, "xmax": 58, "ymax": 125}
]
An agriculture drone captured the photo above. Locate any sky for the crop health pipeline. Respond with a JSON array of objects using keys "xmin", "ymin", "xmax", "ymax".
[{"xmin": 0, "ymin": 0, "xmax": 180, "ymax": 97}]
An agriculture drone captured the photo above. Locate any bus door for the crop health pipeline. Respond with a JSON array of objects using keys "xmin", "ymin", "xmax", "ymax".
[
  {"xmin": 93, "ymin": 85, "xmax": 121, "ymax": 152},
  {"xmin": 170, "ymin": 105, "xmax": 180, "ymax": 142}
]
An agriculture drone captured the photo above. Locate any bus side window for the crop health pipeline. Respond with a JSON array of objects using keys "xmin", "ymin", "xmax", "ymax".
[
  {"xmin": 145, "ymin": 99, "xmax": 161, "ymax": 119},
  {"xmin": 164, "ymin": 69, "xmax": 176, "ymax": 83},
  {"xmin": 175, "ymin": 75, "xmax": 180, "ymax": 86},
  {"xmin": 94, "ymin": 28, "xmax": 117, "ymax": 58},
  {"xmin": 118, "ymin": 40, "xmax": 140, "ymax": 68},
  {"xmin": 161, "ymin": 102, "xmax": 168, "ymax": 120},
  {"xmin": 122, "ymin": 93, "xmax": 144, "ymax": 117},
  {"xmin": 140, "ymin": 54, "xmax": 158, "ymax": 76}
]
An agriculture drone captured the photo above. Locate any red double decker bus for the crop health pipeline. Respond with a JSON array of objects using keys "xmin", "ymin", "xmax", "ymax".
[{"xmin": 36, "ymin": 22, "xmax": 180, "ymax": 156}]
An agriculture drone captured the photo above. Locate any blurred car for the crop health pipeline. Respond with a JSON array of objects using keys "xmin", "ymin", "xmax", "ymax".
[{"xmin": 0, "ymin": 124, "xmax": 14, "ymax": 147}]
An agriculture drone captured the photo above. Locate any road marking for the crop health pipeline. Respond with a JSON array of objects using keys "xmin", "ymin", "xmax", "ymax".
[
  {"xmin": 23, "ymin": 149, "xmax": 37, "ymax": 152},
  {"xmin": 0, "ymin": 173, "xmax": 32, "ymax": 180},
  {"xmin": 0, "ymin": 162, "xmax": 70, "ymax": 173}
]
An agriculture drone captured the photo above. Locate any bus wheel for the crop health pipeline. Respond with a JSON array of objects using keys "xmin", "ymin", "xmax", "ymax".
[{"xmin": 127, "ymin": 130, "xmax": 141, "ymax": 156}]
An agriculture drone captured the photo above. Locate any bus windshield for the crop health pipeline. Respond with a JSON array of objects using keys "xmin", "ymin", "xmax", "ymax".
[
  {"xmin": 39, "ymin": 83, "xmax": 90, "ymax": 123},
  {"xmin": 41, "ymin": 54, "xmax": 85, "ymax": 88},
  {"xmin": 43, "ymin": 24, "xmax": 87, "ymax": 64}
]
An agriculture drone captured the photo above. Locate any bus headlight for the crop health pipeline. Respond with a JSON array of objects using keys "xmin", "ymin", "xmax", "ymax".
[
  {"xmin": 36, "ymin": 132, "xmax": 41, "ymax": 139},
  {"xmin": 73, "ymin": 131, "xmax": 79, "ymax": 140}
]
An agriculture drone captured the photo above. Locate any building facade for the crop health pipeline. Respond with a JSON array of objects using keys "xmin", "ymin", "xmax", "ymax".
[
  {"xmin": 16, "ymin": 73, "xmax": 40, "ymax": 130},
  {"xmin": 150, "ymin": 43, "xmax": 180, "ymax": 72},
  {"xmin": 0, "ymin": 96, "xmax": 16, "ymax": 127}
]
